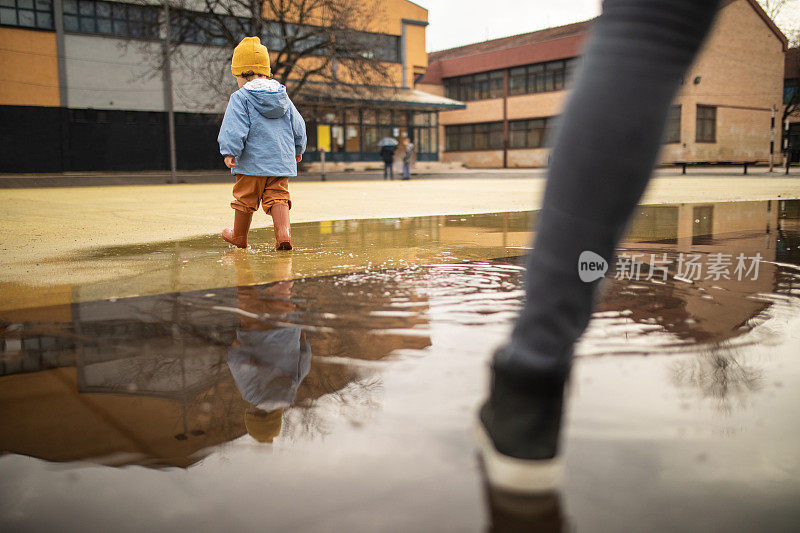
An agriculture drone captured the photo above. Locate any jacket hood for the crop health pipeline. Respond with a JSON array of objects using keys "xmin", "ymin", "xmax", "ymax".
[{"xmin": 240, "ymin": 78, "xmax": 290, "ymax": 119}]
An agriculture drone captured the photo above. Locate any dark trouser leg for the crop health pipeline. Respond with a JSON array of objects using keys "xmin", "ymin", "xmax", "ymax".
[{"xmin": 484, "ymin": 0, "xmax": 720, "ymax": 463}]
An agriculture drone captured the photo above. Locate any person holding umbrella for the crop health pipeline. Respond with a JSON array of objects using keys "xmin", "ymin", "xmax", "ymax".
[{"xmin": 377, "ymin": 135, "xmax": 398, "ymax": 180}]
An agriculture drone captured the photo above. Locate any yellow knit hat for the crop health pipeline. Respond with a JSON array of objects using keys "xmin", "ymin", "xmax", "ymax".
[
  {"xmin": 231, "ymin": 36, "xmax": 271, "ymax": 77},
  {"xmin": 244, "ymin": 408, "xmax": 283, "ymax": 443}
]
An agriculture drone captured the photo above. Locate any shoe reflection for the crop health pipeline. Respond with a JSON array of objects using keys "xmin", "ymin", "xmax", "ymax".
[
  {"xmin": 483, "ymin": 482, "xmax": 565, "ymax": 533},
  {"xmin": 227, "ymin": 254, "xmax": 310, "ymax": 444}
]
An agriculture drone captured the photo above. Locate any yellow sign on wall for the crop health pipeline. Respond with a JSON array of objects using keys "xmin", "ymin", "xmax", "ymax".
[{"xmin": 317, "ymin": 125, "xmax": 331, "ymax": 152}]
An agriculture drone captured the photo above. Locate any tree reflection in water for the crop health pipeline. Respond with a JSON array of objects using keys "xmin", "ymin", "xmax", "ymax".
[{"xmin": 670, "ymin": 343, "xmax": 764, "ymax": 415}]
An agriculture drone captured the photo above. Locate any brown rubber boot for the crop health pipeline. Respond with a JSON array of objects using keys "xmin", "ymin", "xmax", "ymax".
[
  {"xmin": 222, "ymin": 209, "xmax": 253, "ymax": 249},
  {"xmin": 270, "ymin": 203, "xmax": 292, "ymax": 250}
]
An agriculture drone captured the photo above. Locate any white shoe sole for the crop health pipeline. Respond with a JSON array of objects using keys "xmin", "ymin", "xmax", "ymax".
[{"xmin": 474, "ymin": 419, "xmax": 563, "ymax": 494}]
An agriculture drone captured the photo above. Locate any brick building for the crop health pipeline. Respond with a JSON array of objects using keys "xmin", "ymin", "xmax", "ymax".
[{"xmin": 417, "ymin": 0, "xmax": 788, "ymax": 168}]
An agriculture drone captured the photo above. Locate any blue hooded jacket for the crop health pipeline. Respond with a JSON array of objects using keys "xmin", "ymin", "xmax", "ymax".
[{"xmin": 218, "ymin": 79, "xmax": 307, "ymax": 177}]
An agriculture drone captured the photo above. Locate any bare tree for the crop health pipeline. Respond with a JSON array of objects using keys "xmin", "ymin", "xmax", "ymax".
[
  {"xmin": 137, "ymin": 0, "xmax": 397, "ymax": 111},
  {"xmin": 757, "ymin": 0, "xmax": 800, "ymax": 43},
  {"xmin": 757, "ymin": 0, "xmax": 795, "ymax": 19}
]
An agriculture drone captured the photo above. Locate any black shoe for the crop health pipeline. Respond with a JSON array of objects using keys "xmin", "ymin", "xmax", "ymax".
[{"xmin": 476, "ymin": 349, "xmax": 567, "ymax": 493}]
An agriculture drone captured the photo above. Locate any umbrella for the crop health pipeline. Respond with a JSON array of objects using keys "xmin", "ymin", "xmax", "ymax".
[{"xmin": 377, "ymin": 137, "xmax": 398, "ymax": 147}]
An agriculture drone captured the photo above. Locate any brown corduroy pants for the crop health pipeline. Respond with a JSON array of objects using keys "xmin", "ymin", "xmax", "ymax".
[{"xmin": 230, "ymin": 174, "xmax": 291, "ymax": 214}]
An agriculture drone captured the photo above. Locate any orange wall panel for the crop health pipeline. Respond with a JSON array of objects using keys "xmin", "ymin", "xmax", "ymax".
[{"xmin": 0, "ymin": 28, "xmax": 59, "ymax": 107}]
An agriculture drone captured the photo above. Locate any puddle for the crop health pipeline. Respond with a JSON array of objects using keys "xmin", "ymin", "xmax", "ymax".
[{"xmin": 1, "ymin": 199, "xmax": 799, "ymax": 531}]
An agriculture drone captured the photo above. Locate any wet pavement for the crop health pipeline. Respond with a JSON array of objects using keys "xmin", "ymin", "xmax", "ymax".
[{"xmin": 1, "ymin": 199, "xmax": 800, "ymax": 531}]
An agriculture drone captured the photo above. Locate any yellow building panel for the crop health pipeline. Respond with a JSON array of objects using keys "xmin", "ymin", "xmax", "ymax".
[
  {"xmin": 404, "ymin": 22, "xmax": 426, "ymax": 87},
  {"xmin": 0, "ymin": 27, "xmax": 59, "ymax": 107},
  {"xmin": 336, "ymin": 61, "xmax": 403, "ymax": 87},
  {"xmin": 260, "ymin": 0, "xmax": 426, "ymax": 36},
  {"xmin": 383, "ymin": 0, "xmax": 428, "ymax": 34}
]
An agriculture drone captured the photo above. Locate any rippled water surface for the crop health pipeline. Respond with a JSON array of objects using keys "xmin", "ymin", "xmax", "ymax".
[{"xmin": 1, "ymin": 200, "xmax": 800, "ymax": 531}]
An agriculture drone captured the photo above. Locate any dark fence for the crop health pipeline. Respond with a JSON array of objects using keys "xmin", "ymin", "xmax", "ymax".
[{"xmin": 0, "ymin": 105, "xmax": 225, "ymax": 173}]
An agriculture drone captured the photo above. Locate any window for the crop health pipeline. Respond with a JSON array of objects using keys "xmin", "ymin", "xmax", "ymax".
[
  {"xmin": 443, "ymin": 71, "xmax": 505, "ymax": 102},
  {"xmin": 488, "ymin": 122, "xmax": 504, "ymax": 149},
  {"xmin": 489, "ymin": 71, "xmax": 504, "ymax": 99},
  {"xmin": 413, "ymin": 111, "xmax": 431, "ymax": 126},
  {"xmin": 664, "ymin": 105, "xmax": 681, "ymax": 143},
  {"xmin": 509, "ymin": 118, "xmax": 550, "ymax": 149},
  {"xmin": 564, "ymin": 57, "xmax": 579, "ymax": 85},
  {"xmin": 509, "ymin": 120, "xmax": 526, "ymax": 149},
  {"xmin": 377, "ymin": 109, "xmax": 392, "ymax": 125},
  {"xmin": 339, "ymin": 29, "xmax": 400, "ymax": 62},
  {"xmin": 444, "ymin": 58, "xmax": 578, "ymax": 103},
  {"xmin": 445, "ymin": 125, "xmax": 459, "ymax": 152},
  {"xmin": 394, "ymin": 110, "xmax": 408, "ymax": 126},
  {"xmin": 445, "ymin": 122, "xmax": 503, "ymax": 151},
  {"xmin": 474, "ymin": 123, "xmax": 489, "ymax": 150},
  {"xmin": 459, "ymin": 75, "xmax": 473, "ymax": 101},
  {"xmin": 124, "ymin": 111, "xmax": 136, "ymax": 125},
  {"xmin": 509, "ymin": 67, "xmax": 526, "ymax": 96},
  {"xmin": 63, "ymin": 0, "xmax": 158, "ymax": 38},
  {"xmin": 474, "ymin": 73, "xmax": 489, "ymax": 101},
  {"xmin": 458, "ymin": 124, "xmax": 473, "ymax": 151},
  {"xmin": 696, "ymin": 105, "xmax": 716, "ymax": 143},
  {"xmin": 785, "ymin": 83, "xmax": 799, "ymax": 105},
  {"xmin": 0, "ymin": 0, "xmax": 54, "ymax": 29},
  {"xmin": 96, "ymin": 110, "xmax": 110, "ymax": 123},
  {"xmin": 70, "ymin": 109, "xmax": 88, "ymax": 123},
  {"xmin": 444, "ymin": 78, "xmax": 458, "ymax": 100},
  {"xmin": 548, "ymin": 61, "xmax": 566, "ymax": 91},
  {"xmin": 526, "ymin": 64, "xmax": 544, "ymax": 94},
  {"xmin": 362, "ymin": 109, "xmax": 376, "ymax": 124}
]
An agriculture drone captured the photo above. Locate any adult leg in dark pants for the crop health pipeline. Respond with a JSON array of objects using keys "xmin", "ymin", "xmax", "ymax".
[{"xmin": 477, "ymin": 0, "xmax": 720, "ymax": 493}]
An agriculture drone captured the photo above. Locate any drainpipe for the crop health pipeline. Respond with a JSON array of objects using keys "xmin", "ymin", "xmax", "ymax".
[
  {"xmin": 54, "ymin": 0, "xmax": 68, "ymax": 171},
  {"xmin": 162, "ymin": 2, "xmax": 178, "ymax": 184},
  {"xmin": 400, "ymin": 22, "xmax": 408, "ymax": 88},
  {"xmin": 769, "ymin": 104, "xmax": 775, "ymax": 172},
  {"xmin": 53, "ymin": 0, "xmax": 68, "ymax": 107},
  {"xmin": 503, "ymin": 69, "xmax": 509, "ymax": 168}
]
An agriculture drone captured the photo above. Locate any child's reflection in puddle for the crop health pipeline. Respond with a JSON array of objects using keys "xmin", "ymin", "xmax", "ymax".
[{"xmin": 226, "ymin": 253, "xmax": 310, "ymax": 443}]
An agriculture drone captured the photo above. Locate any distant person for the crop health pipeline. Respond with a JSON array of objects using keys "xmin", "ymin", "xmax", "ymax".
[
  {"xmin": 218, "ymin": 36, "xmax": 306, "ymax": 251},
  {"xmin": 380, "ymin": 140, "xmax": 397, "ymax": 180},
  {"xmin": 401, "ymin": 137, "xmax": 415, "ymax": 180},
  {"xmin": 476, "ymin": 0, "xmax": 720, "ymax": 494}
]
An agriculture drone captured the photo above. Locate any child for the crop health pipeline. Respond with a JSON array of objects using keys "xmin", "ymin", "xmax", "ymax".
[{"xmin": 218, "ymin": 36, "xmax": 306, "ymax": 250}]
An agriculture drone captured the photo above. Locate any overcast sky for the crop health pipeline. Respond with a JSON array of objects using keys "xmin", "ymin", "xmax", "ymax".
[
  {"xmin": 422, "ymin": 0, "xmax": 602, "ymax": 52},
  {"xmin": 422, "ymin": 0, "xmax": 799, "ymax": 52}
]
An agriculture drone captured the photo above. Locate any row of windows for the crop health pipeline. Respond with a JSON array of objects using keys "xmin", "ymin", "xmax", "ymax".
[
  {"xmin": 70, "ymin": 108, "xmax": 225, "ymax": 125},
  {"xmin": 63, "ymin": 0, "xmax": 158, "ymax": 38},
  {"xmin": 446, "ymin": 104, "xmax": 718, "ymax": 153},
  {"xmin": 307, "ymin": 123, "xmax": 438, "ymax": 154},
  {"xmin": 1, "ymin": 0, "xmax": 400, "ymax": 63},
  {"xmin": 303, "ymin": 107, "xmax": 437, "ymax": 127},
  {"xmin": 509, "ymin": 118, "xmax": 555, "ymax": 149},
  {"xmin": 664, "ymin": 105, "xmax": 717, "ymax": 143},
  {"xmin": 444, "ymin": 58, "xmax": 579, "ymax": 102},
  {"xmin": 444, "ymin": 71, "xmax": 505, "ymax": 101},
  {"xmin": 445, "ymin": 122, "xmax": 504, "ymax": 151},
  {"xmin": 173, "ymin": 15, "xmax": 399, "ymax": 62},
  {"xmin": 445, "ymin": 118, "xmax": 555, "ymax": 152},
  {"xmin": 68, "ymin": 107, "xmax": 435, "ymax": 129},
  {"xmin": 0, "ymin": 0, "xmax": 53, "ymax": 30}
]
